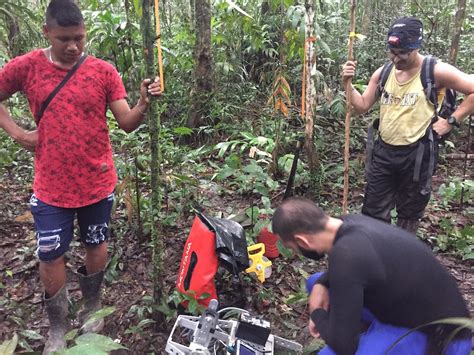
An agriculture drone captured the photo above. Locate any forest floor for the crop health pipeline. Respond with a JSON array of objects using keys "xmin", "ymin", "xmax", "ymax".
[{"xmin": 0, "ymin": 143, "xmax": 472, "ymax": 354}]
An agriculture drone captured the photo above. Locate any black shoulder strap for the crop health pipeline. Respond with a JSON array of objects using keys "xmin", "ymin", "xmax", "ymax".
[
  {"xmin": 37, "ymin": 54, "xmax": 88, "ymax": 124},
  {"xmin": 420, "ymin": 55, "xmax": 438, "ymax": 111},
  {"xmin": 376, "ymin": 61, "xmax": 394, "ymax": 99}
]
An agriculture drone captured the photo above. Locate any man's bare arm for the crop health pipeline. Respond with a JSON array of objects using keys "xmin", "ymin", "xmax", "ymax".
[
  {"xmin": 110, "ymin": 78, "xmax": 161, "ymax": 133},
  {"xmin": 432, "ymin": 63, "xmax": 474, "ymax": 135},
  {"xmin": 0, "ymin": 92, "xmax": 37, "ymax": 152},
  {"xmin": 342, "ymin": 61, "xmax": 382, "ymax": 114}
]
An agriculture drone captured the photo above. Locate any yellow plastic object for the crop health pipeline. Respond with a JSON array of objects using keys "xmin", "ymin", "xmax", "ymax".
[{"xmin": 245, "ymin": 243, "xmax": 272, "ymax": 283}]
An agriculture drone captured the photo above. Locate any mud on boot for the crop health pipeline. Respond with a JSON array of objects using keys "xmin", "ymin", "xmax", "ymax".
[
  {"xmin": 43, "ymin": 286, "xmax": 69, "ymax": 355},
  {"xmin": 78, "ymin": 266, "xmax": 105, "ymax": 333}
]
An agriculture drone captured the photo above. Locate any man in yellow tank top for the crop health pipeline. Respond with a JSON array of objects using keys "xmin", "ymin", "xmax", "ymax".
[{"xmin": 341, "ymin": 17, "xmax": 474, "ymax": 234}]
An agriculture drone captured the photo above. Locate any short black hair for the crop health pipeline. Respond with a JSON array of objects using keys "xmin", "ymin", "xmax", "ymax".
[
  {"xmin": 46, "ymin": 0, "xmax": 83, "ymax": 27},
  {"xmin": 272, "ymin": 197, "xmax": 328, "ymax": 242}
]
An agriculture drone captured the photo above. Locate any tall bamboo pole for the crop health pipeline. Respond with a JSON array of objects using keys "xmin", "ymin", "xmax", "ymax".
[
  {"xmin": 342, "ymin": 0, "xmax": 357, "ymax": 214},
  {"xmin": 141, "ymin": 0, "xmax": 165, "ymax": 315}
]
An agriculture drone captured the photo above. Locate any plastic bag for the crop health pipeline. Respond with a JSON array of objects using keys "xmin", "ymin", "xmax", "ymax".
[{"xmin": 199, "ymin": 213, "xmax": 250, "ymax": 275}]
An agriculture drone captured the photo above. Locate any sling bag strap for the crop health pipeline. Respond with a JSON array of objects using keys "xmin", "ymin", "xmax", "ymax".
[
  {"xmin": 376, "ymin": 61, "xmax": 394, "ymax": 99},
  {"xmin": 36, "ymin": 54, "xmax": 88, "ymax": 124},
  {"xmin": 365, "ymin": 118, "xmax": 379, "ymax": 178}
]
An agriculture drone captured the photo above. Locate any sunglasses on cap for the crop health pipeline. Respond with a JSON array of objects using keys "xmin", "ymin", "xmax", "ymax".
[{"xmin": 387, "ymin": 48, "xmax": 414, "ymax": 59}]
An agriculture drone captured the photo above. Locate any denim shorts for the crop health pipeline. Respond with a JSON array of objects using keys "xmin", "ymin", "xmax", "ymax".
[{"xmin": 30, "ymin": 192, "xmax": 114, "ymax": 262}]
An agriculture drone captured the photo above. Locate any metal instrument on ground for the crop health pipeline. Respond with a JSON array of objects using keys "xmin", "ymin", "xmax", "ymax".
[{"xmin": 165, "ymin": 300, "xmax": 303, "ymax": 354}]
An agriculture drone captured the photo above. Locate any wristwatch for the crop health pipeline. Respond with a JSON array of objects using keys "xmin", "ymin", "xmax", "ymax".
[{"xmin": 447, "ymin": 115, "xmax": 460, "ymax": 128}]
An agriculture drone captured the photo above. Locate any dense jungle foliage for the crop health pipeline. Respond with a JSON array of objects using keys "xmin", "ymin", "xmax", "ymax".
[{"xmin": 0, "ymin": 0, "xmax": 472, "ymax": 353}]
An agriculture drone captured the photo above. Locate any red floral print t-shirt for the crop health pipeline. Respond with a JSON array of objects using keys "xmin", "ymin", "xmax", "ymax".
[{"xmin": 0, "ymin": 49, "xmax": 127, "ymax": 208}]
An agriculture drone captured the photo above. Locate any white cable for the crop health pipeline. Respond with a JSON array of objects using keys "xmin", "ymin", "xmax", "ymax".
[{"xmin": 218, "ymin": 306, "xmax": 250, "ymax": 316}]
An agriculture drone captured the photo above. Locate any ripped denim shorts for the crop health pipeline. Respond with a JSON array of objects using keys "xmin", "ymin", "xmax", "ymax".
[{"xmin": 30, "ymin": 192, "xmax": 114, "ymax": 262}]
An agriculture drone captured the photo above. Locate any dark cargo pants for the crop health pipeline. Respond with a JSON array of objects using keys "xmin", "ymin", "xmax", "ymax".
[{"xmin": 362, "ymin": 138, "xmax": 438, "ymax": 224}]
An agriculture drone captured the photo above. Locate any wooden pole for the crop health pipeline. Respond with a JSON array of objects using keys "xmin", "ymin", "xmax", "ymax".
[
  {"xmin": 342, "ymin": 0, "xmax": 357, "ymax": 214},
  {"xmin": 154, "ymin": 0, "xmax": 165, "ymax": 92}
]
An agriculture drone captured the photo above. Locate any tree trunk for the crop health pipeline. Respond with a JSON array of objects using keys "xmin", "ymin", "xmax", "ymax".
[
  {"xmin": 161, "ymin": 0, "xmax": 169, "ymax": 33},
  {"xmin": 360, "ymin": 0, "xmax": 371, "ymax": 34},
  {"xmin": 448, "ymin": 0, "xmax": 467, "ymax": 65},
  {"xmin": 141, "ymin": 0, "xmax": 165, "ymax": 320},
  {"xmin": 189, "ymin": 0, "xmax": 196, "ymax": 28},
  {"xmin": 187, "ymin": 0, "xmax": 213, "ymax": 131},
  {"xmin": 7, "ymin": 17, "xmax": 20, "ymax": 57},
  {"xmin": 303, "ymin": 1, "xmax": 319, "ymax": 173},
  {"xmin": 124, "ymin": 0, "xmax": 130, "ymax": 22}
]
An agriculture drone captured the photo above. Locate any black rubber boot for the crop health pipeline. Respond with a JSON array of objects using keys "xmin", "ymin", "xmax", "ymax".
[
  {"xmin": 78, "ymin": 266, "xmax": 104, "ymax": 333},
  {"xmin": 397, "ymin": 218, "xmax": 420, "ymax": 235},
  {"xmin": 43, "ymin": 286, "xmax": 68, "ymax": 355}
]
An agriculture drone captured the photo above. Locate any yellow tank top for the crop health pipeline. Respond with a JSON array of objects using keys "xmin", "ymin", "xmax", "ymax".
[{"xmin": 379, "ymin": 67, "xmax": 435, "ymax": 145}]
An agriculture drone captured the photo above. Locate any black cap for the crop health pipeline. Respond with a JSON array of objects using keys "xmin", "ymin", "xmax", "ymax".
[{"xmin": 387, "ymin": 17, "xmax": 423, "ymax": 49}]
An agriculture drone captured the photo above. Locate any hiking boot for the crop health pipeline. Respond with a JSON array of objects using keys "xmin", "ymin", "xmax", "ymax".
[
  {"xmin": 43, "ymin": 286, "xmax": 68, "ymax": 355},
  {"xmin": 78, "ymin": 266, "xmax": 105, "ymax": 333},
  {"xmin": 397, "ymin": 218, "xmax": 420, "ymax": 235}
]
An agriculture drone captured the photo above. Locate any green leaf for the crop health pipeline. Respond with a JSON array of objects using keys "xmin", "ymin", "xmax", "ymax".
[
  {"xmin": 81, "ymin": 306, "xmax": 116, "ymax": 330},
  {"xmin": 282, "ymin": 321, "xmax": 301, "ymax": 330},
  {"xmin": 278, "ymin": 240, "xmax": 294, "ymax": 259},
  {"xmin": 278, "ymin": 154, "xmax": 295, "ymax": 173},
  {"xmin": 19, "ymin": 329, "xmax": 43, "ymax": 340},
  {"xmin": 61, "ymin": 343, "xmax": 108, "ymax": 355},
  {"xmin": 0, "ymin": 333, "xmax": 18, "ymax": 355},
  {"xmin": 463, "ymin": 252, "xmax": 474, "ymax": 260},
  {"xmin": 188, "ymin": 299, "xmax": 197, "ymax": 314},
  {"xmin": 240, "ymin": 131, "xmax": 255, "ymax": 140},
  {"xmin": 285, "ymin": 293, "xmax": 307, "ymax": 305},
  {"xmin": 215, "ymin": 141, "xmax": 235, "ymax": 158},
  {"xmin": 253, "ymin": 219, "xmax": 269, "ymax": 236},
  {"xmin": 173, "ymin": 126, "xmax": 193, "ymax": 136},
  {"xmin": 225, "ymin": 153, "xmax": 241, "ymax": 169},
  {"xmin": 243, "ymin": 162, "xmax": 262, "ymax": 174},
  {"xmin": 246, "ymin": 206, "xmax": 259, "ymax": 221},
  {"xmin": 254, "ymin": 183, "xmax": 269, "ymax": 196},
  {"xmin": 255, "ymin": 136, "xmax": 270, "ymax": 146},
  {"xmin": 75, "ymin": 333, "xmax": 127, "ymax": 352},
  {"xmin": 132, "ymin": 0, "xmax": 142, "ymax": 17},
  {"xmin": 199, "ymin": 292, "xmax": 211, "ymax": 300},
  {"xmin": 170, "ymin": 174, "xmax": 199, "ymax": 186},
  {"xmin": 225, "ymin": 0, "xmax": 254, "ymax": 18},
  {"xmin": 215, "ymin": 165, "xmax": 236, "ymax": 180},
  {"xmin": 261, "ymin": 196, "xmax": 272, "ymax": 211},
  {"xmin": 303, "ymin": 339, "xmax": 325, "ymax": 353},
  {"xmin": 136, "ymin": 318, "xmax": 156, "ymax": 329},
  {"xmin": 64, "ymin": 328, "xmax": 79, "ymax": 341}
]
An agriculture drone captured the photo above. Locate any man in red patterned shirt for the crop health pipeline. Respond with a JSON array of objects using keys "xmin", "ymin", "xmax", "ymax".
[{"xmin": 0, "ymin": 0, "xmax": 161, "ymax": 353}]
